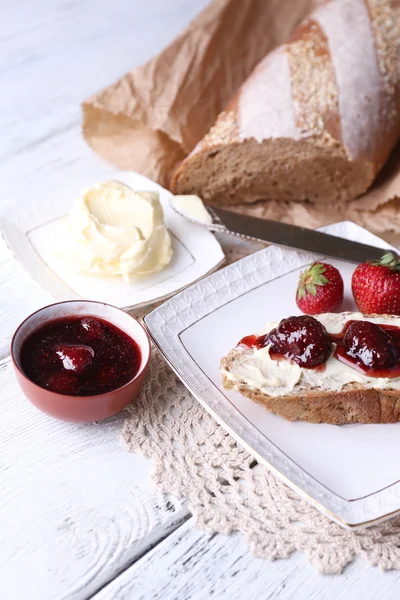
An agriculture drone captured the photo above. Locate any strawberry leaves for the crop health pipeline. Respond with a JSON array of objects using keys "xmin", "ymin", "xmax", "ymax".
[
  {"xmin": 297, "ymin": 263, "xmax": 329, "ymax": 300},
  {"xmin": 373, "ymin": 252, "xmax": 400, "ymax": 271}
]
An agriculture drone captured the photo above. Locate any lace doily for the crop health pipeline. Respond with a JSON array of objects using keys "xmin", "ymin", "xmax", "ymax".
[
  {"xmin": 122, "ymin": 233, "xmax": 400, "ymax": 574},
  {"xmin": 121, "ymin": 347, "xmax": 400, "ymax": 574}
]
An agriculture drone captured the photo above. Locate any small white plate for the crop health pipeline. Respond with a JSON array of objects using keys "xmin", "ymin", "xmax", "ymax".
[
  {"xmin": 0, "ymin": 171, "xmax": 224, "ymax": 310},
  {"xmin": 144, "ymin": 221, "xmax": 400, "ymax": 529}
]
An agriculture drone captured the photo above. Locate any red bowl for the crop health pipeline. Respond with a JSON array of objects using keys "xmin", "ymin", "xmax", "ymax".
[{"xmin": 11, "ymin": 300, "xmax": 151, "ymax": 423}]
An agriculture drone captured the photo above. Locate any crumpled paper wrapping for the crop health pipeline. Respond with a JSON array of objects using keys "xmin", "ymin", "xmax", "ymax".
[{"xmin": 82, "ymin": 0, "xmax": 400, "ymax": 240}]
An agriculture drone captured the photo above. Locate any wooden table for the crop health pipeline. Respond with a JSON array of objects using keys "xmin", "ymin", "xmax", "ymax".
[{"xmin": 2, "ymin": 2, "xmax": 400, "ymax": 598}]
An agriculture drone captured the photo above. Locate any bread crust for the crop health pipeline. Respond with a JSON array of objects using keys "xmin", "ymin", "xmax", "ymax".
[{"xmin": 220, "ymin": 347, "xmax": 400, "ymax": 425}]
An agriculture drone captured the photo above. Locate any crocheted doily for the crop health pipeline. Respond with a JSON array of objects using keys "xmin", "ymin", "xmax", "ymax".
[{"xmin": 121, "ymin": 233, "xmax": 400, "ymax": 574}]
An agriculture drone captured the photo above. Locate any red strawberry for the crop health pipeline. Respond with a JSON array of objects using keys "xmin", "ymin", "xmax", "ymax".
[
  {"xmin": 296, "ymin": 262, "xmax": 343, "ymax": 315},
  {"xmin": 55, "ymin": 344, "xmax": 95, "ymax": 375},
  {"xmin": 352, "ymin": 252, "xmax": 400, "ymax": 315}
]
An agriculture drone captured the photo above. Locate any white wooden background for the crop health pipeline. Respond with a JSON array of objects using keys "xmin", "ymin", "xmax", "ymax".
[{"xmin": 2, "ymin": 1, "xmax": 400, "ymax": 598}]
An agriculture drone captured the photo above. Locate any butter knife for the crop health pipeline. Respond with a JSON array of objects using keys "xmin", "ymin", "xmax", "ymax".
[{"xmin": 171, "ymin": 203, "xmax": 389, "ymax": 264}]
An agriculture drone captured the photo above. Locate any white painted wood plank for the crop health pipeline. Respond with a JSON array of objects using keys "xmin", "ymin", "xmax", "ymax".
[
  {"xmin": 0, "ymin": 0, "xmax": 209, "ymax": 161},
  {"xmin": 95, "ymin": 518, "xmax": 400, "ymax": 600},
  {"xmin": 0, "ymin": 355, "xmax": 188, "ymax": 600}
]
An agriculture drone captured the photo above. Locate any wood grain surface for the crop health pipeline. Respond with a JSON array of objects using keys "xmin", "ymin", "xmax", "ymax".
[
  {"xmin": 2, "ymin": 0, "xmax": 400, "ymax": 599},
  {"xmin": 95, "ymin": 519, "xmax": 400, "ymax": 600}
]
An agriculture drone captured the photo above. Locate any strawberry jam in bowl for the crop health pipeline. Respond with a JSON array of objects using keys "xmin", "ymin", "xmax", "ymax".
[{"xmin": 11, "ymin": 301, "xmax": 151, "ymax": 422}]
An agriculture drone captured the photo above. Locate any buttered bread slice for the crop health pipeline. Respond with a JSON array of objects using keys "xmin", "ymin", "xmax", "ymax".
[{"xmin": 220, "ymin": 313, "xmax": 400, "ymax": 424}]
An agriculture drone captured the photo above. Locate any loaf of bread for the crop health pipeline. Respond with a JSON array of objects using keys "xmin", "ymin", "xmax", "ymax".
[
  {"xmin": 220, "ymin": 313, "xmax": 400, "ymax": 425},
  {"xmin": 171, "ymin": 0, "xmax": 400, "ymax": 205}
]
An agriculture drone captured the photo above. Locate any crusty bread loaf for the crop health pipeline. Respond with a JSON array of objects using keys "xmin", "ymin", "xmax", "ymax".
[
  {"xmin": 171, "ymin": 0, "xmax": 400, "ymax": 205},
  {"xmin": 220, "ymin": 313, "xmax": 400, "ymax": 424}
]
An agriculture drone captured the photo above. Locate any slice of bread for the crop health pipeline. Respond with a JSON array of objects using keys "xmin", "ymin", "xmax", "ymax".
[{"xmin": 220, "ymin": 313, "xmax": 400, "ymax": 424}]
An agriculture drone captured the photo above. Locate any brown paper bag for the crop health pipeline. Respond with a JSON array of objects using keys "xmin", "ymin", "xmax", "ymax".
[{"xmin": 82, "ymin": 0, "xmax": 400, "ymax": 240}]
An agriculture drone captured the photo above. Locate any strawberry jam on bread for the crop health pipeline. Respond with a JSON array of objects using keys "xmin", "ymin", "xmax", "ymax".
[{"xmin": 220, "ymin": 313, "xmax": 400, "ymax": 424}]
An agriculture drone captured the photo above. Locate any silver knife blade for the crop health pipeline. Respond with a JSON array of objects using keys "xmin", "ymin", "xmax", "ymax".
[{"xmin": 211, "ymin": 207, "xmax": 389, "ymax": 264}]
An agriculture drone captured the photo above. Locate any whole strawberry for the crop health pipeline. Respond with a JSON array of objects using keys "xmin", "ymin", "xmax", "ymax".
[
  {"xmin": 352, "ymin": 252, "xmax": 400, "ymax": 315},
  {"xmin": 296, "ymin": 262, "xmax": 343, "ymax": 315}
]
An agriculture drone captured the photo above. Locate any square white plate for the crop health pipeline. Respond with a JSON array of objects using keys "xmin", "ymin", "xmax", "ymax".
[
  {"xmin": 144, "ymin": 221, "xmax": 400, "ymax": 529},
  {"xmin": 0, "ymin": 171, "xmax": 224, "ymax": 310}
]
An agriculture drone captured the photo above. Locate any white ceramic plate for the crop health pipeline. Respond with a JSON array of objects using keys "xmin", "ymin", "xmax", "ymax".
[
  {"xmin": 0, "ymin": 171, "xmax": 224, "ymax": 310},
  {"xmin": 144, "ymin": 221, "xmax": 400, "ymax": 529}
]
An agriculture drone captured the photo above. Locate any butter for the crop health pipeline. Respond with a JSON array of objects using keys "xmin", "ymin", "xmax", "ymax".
[
  {"xmin": 223, "ymin": 345, "xmax": 302, "ymax": 396},
  {"xmin": 171, "ymin": 194, "xmax": 213, "ymax": 225},
  {"xmin": 222, "ymin": 313, "xmax": 400, "ymax": 397},
  {"xmin": 63, "ymin": 180, "xmax": 172, "ymax": 281}
]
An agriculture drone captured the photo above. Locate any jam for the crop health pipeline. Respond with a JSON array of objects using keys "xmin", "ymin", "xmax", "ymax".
[
  {"xmin": 239, "ymin": 316, "xmax": 330, "ymax": 368},
  {"xmin": 239, "ymin": 334, "xmax": 266, "ymax": 349},
  {"xmin": 239, "ymin": 317, "xmax": 400, "ymax": 378},
  {"xmin": 20, "ymin": 316, "xmax": 141, "ymax": 396},
  {"xmin": 332, "ymin": 320, "xmax": 400, "ymax": 378}
]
